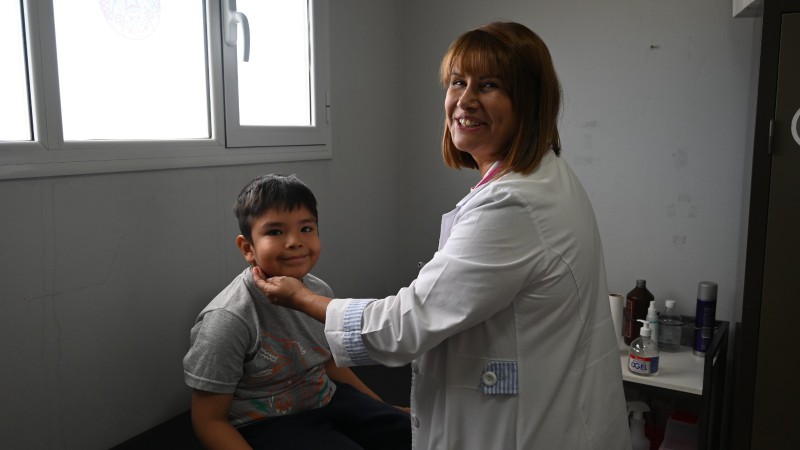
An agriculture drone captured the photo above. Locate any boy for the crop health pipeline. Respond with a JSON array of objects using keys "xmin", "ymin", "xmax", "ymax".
[{"xmin": 183, "ymin": 174, "xmax": 410, "ymax": 450}]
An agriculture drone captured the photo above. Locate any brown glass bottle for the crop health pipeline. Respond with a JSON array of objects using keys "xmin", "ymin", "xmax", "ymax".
[{"xmin": 623, "ymin": 279, "xmax": 654, "ymax": 345}]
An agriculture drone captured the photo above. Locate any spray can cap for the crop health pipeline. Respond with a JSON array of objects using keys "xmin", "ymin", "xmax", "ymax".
[
  {"xmin": 697, "ymin": 281, "xmax": 717, "ymax": 300},
  {"xmin": 648, "ymin": 300, "xmax": 657, "ymax": 314}
]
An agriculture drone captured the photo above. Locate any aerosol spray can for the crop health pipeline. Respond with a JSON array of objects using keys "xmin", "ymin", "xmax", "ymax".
[{"xmin": 693, "ymin": 281, "xmax": 718, "ymax": 357}]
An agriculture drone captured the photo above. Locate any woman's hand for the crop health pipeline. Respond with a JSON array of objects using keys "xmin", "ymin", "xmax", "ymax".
[
  {"xmin": 252, "ymin": 266, "xmax": 307, "ymax": 309},
  {"xmin": 252, "ymin": 266, "xmax": 331, "ymax": 322}
]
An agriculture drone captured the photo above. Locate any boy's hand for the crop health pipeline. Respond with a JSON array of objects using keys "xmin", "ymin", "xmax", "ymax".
[{"xmin": 252, "ymin": 267, "xmax": 330, "ymax": 323}]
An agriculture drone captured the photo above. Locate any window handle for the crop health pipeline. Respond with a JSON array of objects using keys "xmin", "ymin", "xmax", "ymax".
[{"xmin": 223, "ymin": 0, "xmax": 250, "ymax": 62}]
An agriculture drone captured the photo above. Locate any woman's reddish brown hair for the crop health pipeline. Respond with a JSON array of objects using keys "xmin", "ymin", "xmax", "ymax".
[{"xmin": 440, "ymin": 22, "xmax": 562, "ymax": 174}]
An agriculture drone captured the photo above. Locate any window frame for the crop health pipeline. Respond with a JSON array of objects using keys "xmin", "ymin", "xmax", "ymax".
[
  {"xmin": 223, "ymin": 0, "xmax": 331, "ymax": 149},
  {"xmin": 0, "ymin": 0, "xmax": 331, "ymax": 180}
]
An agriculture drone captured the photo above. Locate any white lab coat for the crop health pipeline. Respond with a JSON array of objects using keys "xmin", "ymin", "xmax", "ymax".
[{"xmin": 326, "ymin": 150, "xmax": 631, "ymax": 449}]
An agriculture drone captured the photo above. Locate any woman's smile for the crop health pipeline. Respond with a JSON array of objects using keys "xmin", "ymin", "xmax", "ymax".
[{"xmin": 456, "ymin": 116, "xmax": 483, "ymax": 128}]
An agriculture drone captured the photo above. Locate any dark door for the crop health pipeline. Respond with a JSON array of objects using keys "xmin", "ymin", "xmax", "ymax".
[
  {"xmin": 736, "ymin": 1, "xmax": 800, "ymax": 448},
  {"xmin": 752, "ymin": 11, "xmax": 800, "ymax": 450}
]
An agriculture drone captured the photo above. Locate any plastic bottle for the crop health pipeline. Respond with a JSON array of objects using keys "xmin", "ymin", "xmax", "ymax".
[
  {"xmin": 623, "ymin": 279, "xmax": 654, "ymax": 345},
  {"xmin": 658, "ymin": 299, "xmax": 683, "ymax": 352},
  {"xmin": 646, "ymin": 300, "xmax": 659, "ymax": 344},
  {"xmin": 627, "ymin": 401, "xmax": 651, "ymax": 450},
  {"xmin": 628, "ymin": 320, "xmax": 659, "ymax": 376}
]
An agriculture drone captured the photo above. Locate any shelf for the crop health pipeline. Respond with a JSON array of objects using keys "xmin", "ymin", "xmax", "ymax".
[
  {"xmin": 620, "ymin": 346, "xmax": 706, "ymax": 395},
  {"xmin": 620, "ymin": 321, "xmax": 729, "ymax": 450}
]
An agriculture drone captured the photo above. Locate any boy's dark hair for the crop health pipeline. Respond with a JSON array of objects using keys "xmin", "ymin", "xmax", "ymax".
[{"xmin": 234, "ymin": 174, "xmax": 318, "ymax": 241}]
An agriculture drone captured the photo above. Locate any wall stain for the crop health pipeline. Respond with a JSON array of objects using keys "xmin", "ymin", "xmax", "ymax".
[{"xmin": 23, "ymin": 236, "xmax": 125, "ymax": 303}]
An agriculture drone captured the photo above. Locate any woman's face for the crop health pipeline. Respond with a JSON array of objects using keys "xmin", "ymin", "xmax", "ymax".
[{"xmin": 445, "ymin": 68, "xmax": 516, "ymax": 167}]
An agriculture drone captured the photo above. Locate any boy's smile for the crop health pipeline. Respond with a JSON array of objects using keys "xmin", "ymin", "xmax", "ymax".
[{"xmin": 237, "ymin": 206, "xmax": 320, "ymax": 280}]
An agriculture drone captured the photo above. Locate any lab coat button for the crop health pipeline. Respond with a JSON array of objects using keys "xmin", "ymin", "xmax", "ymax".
[
  {"xmin": 411, "ymin": 414, "xmax": 420, "ymax": 428},
  {"xmin": 481, "ymin": 371, "xmax": 498, "ymax": 387}
]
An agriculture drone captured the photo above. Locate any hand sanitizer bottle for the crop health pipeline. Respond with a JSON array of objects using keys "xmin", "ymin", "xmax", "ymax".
[{"xmin": 628, "ymin": 320, "xmax": 659, "ymax": 376}]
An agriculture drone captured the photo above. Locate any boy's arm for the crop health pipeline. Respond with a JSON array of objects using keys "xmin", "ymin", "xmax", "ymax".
[
  {"xmin": 191, "ymin": 389, "xmax": 251, "ymax": 450},
  {"xmin": 323, "ymin": 359, "xmax": 382, "ymax": 401}
]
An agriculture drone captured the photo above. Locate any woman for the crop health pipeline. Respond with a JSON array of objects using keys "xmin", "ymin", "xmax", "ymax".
[{"xmin": 255, "ymin": 22, "xmax": 631, "ymax": 449}]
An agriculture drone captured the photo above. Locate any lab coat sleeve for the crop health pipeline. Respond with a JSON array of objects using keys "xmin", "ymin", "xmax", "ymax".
[
  {"xmin": 325, "ymin": 185, "xmax": 544, "ymax": 367},
  {"xmin": 325, "ymin": 298, "xmax": 378, "ymax": 367}
]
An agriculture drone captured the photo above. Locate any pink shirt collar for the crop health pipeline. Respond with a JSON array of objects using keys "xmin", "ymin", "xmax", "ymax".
[{"xmin": 472, "ymin": 161, "xmax": 504, "ymax": 191}]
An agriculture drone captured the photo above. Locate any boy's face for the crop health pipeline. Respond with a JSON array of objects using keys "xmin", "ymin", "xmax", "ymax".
[{"xmin": 236, "ymin": 206, "xmax": 320, "ymax": 280}]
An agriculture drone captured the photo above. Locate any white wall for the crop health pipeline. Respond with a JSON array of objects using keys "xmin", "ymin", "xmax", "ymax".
[
  {"xmin": 0, "ymin": 0, "xmax": 760, "ymax": 448},
  {"xmin": 398, "ymin": 0, "xmax": 758, "ymax": 327}
]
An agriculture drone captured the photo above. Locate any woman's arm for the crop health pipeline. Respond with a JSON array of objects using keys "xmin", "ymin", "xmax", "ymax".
[
  {"xmin": 190, "ymin": 390, "xmax": 251, "ymax": 450},
  {"xmin": 254, "ymin": 192, "xmax": 535, "ymax": 368}
]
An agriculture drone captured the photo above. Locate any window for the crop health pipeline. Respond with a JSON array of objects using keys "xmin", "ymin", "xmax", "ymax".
[
  {"xmin": 223, "ymin": 0, "xmax": 330, "ymax": 148},
  {"xmin": 53, "ymin": 0, "xmax": 209, "ymax": 141},
  {"xmin": 0, "ymin": 0, "xmax": 331, "ymax": 179},
  {"xmin": 1, "ymin": 1, "xmax": 30, "ymax": 142}
]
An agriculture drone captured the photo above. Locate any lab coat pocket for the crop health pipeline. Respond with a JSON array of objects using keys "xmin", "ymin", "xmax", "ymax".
[
  {"xmin": 447, "ymin": 354, "xmax": 519, "ymax": 396},
  {"xmin": 480, "ymin": 360, "xmax": 519, "ymax": 395}
]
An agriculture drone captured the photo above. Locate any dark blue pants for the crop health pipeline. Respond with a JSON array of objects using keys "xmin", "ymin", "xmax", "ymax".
[{"xmin": 237, "ymin": 383, "xmax": 411, "ymax": 450}]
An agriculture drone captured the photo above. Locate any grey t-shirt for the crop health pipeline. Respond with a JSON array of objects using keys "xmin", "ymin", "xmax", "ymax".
[{"xmin": 183, "ymin": 267, "xmax": 336, "ymax": 426}]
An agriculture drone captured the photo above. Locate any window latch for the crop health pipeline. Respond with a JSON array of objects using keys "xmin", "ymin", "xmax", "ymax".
[{"xmin": 223, "ymin": 0, "xmax": 250, "ymax": 62}]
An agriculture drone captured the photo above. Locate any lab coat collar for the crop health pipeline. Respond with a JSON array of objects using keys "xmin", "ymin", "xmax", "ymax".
[
  {"xmin": 457, "ymin": 161, "xmax": 504, "ymax": 208},
  {"xmin": 442, "ymin": 161, "xmax": 504, "ymax": 248}
]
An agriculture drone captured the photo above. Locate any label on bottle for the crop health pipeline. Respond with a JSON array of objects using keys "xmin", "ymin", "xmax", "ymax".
[
  {"xmin": 628, "ymin": 353, "xmax": 659, "ymax": 375},
  {"xmin": 694, "ymin": 298, "xmax": 717, "ymax": 355}
]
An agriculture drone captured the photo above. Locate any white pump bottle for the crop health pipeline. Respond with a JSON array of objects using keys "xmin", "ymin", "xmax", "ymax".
[
  {"xmin": 646, "ymin": 300, "xmax": 659, "ymax": 344},
  {"xmin": 627, "ymin": 400, "xmax": 651, "ymax": 450}
]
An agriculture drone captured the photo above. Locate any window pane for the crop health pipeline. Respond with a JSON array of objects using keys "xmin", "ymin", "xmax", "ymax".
[
  {"xmin": 52, "ymin": 0, "xmax": 209, "ymax": 140},
  {"xmin": 0, "ymin": 0, "xmax": 32, "ymax": 141},
  {"xmin": 236, "ymin": 0, "xmax": 311, "ymax": 126}
]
